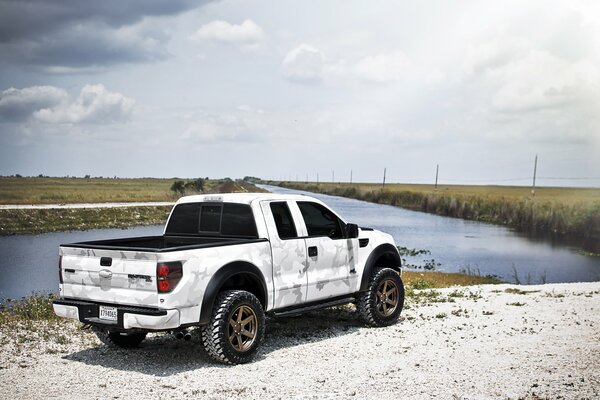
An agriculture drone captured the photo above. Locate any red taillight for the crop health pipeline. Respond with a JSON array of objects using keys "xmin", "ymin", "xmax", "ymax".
[
  {"xmin": 58, "ymin": 255, "xmax": 63, "ymax": 284},
  {"xmin": 156, "ymin": 262, "xmax": 183, "ymax": 293},
  {"xmin": 157, "ymin": 264, "xmax": 170, "ymax": 277}
]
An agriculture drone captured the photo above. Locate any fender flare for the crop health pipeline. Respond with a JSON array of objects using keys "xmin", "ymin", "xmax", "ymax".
[
  {"xmin": 198, "ymin": 261, "xmax": 268, "ymax": 325},
  {"xmin": 359, "ymin": 243, "xmax": 402, "ymax": 291}
]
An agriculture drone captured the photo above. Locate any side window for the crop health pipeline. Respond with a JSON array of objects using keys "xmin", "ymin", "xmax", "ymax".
[
  {"xmin": 222, "ymin": 203, "xmax": 258, "ymax": 237},
  {"xmin": 297, "ymin": 201, "xmax": 344, "ymax": 239},
  {"xmin": 270, "ymin": 202, "xmax": 298, "ymax": 239},
  {"xmin": 165, "ymin": 203, "xmax": 200, "ymax": 234}
]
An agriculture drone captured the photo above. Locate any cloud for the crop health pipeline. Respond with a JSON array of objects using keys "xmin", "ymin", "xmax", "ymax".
[
  {"xmin": 490, "ymin": 50, "xmax": 600, "ymax": 113},
  {"xmin": 0, "ymin": 0, "xmax": 213, "ymax": 69},
  {"xmin": 353, "ymin": 51, "xmax": 410, "ymax": 83},
  {"xmin": 282, "ymin": 45, "xmax": 411, "ymax": 85},
  {"xmin": 457, "ymin": 22, "xmax": 600, "ymax": 146},
  {"xmin": 34, "ymin": 84, "xmax": 135, "ymax": 124},
  {"xmin": 182, "ymin": 106, "xmax": 266, "ymax": 144},
  {"xmin": 281, "ymin": 44, "xmax": 325, "ymax": 83},
  {"xmin": 0, "ymin": 86, "xmax": 68, "ymax": 121},
  {"xmin": 3, "ymin": 19, "xmax": 172, "ymax": 70},
  {"xmin": 190, "ymin": 20, "xmax": 265, "ymax": 52}
]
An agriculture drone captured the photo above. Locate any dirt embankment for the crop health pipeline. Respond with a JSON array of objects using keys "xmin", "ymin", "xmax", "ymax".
[{"xmin": 1, "ymin": 282, "xmax": 599, "ymax": 399}]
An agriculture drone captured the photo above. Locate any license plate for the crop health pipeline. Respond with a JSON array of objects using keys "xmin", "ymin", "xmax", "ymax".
[{"xmin": 99, "ymin": 306, "xmax": 118, "ymax": 321}]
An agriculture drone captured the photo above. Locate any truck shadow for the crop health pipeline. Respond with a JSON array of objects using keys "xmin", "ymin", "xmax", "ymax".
[{"xmin": 62, "ymin": 306, "xmax": 362, "ymax": 375}]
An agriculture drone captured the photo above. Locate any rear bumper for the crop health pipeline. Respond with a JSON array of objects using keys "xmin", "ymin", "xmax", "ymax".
[{"xmin": 52, "ymin": 298, "xmax": 180, "ymax": 331}]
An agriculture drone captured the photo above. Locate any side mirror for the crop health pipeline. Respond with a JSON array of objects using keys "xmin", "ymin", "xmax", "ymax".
[{"xmin": 346, "ymin": 223, "xmax": 359, "ymax": 239}]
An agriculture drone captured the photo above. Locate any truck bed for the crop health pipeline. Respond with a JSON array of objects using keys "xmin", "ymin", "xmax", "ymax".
[{"xmin": 61, "ymin": 235, "xmax": 266, "ymax": 253}]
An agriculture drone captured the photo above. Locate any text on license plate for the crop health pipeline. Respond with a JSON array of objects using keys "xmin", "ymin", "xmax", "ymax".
[{"xmin": 99, "ymin": 306, "xmax": 118, "ymax": 321}]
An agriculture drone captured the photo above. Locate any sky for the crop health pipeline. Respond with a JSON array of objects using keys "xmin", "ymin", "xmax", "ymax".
[{"xmin": 0, "ymin": 0, "xmax": 599, "ymax": 187}]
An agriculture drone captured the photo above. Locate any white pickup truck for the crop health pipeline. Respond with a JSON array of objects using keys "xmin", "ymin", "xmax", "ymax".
[{"xmin": 53, "ymin": 193, "xmax": 404, "ymax": 364}]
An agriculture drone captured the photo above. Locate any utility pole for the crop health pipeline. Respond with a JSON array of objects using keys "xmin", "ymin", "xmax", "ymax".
[
  {"xmin": 531, "ymin": 154, "xmax": 538, "ymax": 197},
  {"xmin": 306, "ymin": 173, "xmax": 308, "ymax": 183},
  {"xmin": 382, "ymin": 167, "xmax": 387, "ymax": 189},
  {"xmin": 332, "ymin": 170, "xmax": 334, "ymax": 183},
  {"xmin": 317, "ymin": 173, "xmax": 319, "ymax": 184},
  {"xmin": 435, "ymin": 164, "xmax": 439, "ymax": 191},
  {"xmin": 350, "ymin": 170, "xmax": 353, "ymax": 184}
]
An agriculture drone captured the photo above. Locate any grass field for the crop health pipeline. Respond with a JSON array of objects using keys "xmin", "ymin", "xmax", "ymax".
[
  {"xmin": 0, "ymin": 177, "xmax": 263, "ymax": 204},
  {"xmin": 0, "ymin": 206, "xmax": 172, "ymax": 235},
  {"xmin": 275, "ymin": 181, "xmax": 600, "ymax": 251},
  {"xmin": 0, "ymin": 177, "xmax": 265, "ymax": 235}
]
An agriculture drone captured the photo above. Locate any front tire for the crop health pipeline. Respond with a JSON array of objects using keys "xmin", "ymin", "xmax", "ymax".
[
  {"xmin": 92, "ymin": 326, "xmax": 147, "ymax": 348},
  {"xmin": 358, "ymin": 268, "xmax": 404, "ymax": 327},
  {"xmin": 201, "ymin": 290, "xmax": 265, "ymax": 365}
]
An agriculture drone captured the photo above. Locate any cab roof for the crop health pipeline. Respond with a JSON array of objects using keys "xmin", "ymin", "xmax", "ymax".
[{"xmin": 175, "ymin": 192, "xmax": 318, "ymax": 205}]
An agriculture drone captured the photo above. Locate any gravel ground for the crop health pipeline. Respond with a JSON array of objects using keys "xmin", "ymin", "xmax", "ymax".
[{"xmin": 1, "ymin": 282, "xmax": 599, "ymax": 399}]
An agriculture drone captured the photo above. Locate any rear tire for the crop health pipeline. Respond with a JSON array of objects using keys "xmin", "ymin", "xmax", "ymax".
[
  {"xmin": 358, "ymin": 268, "xmax": 404, "ymax": 327},
  {"xmin": 201, "ymin": 290, "xmax": 265, "ymax": 365},
  {"xmin": 92, "ymin": 327, "xmax": 147, "ymax": 348}
]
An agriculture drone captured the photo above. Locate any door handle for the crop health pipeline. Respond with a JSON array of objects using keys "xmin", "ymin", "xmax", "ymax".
[{"xmin": 308, "ymin": 246, "xmax": 318, "ymax": 257}]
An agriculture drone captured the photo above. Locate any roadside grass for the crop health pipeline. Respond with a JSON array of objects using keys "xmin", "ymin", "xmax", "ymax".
[
  {"xmin": 403, "ymin": 271, "xmax": 502, "ymax": 288},
  {"xmin": 504, "ymin": 288, "xmax": 540, "ymax": 295},
  {"xmin": 0, "ymin": 294, "xmax": 59, "ymax": 325},
  {"xmin": 275, "ymin": 181, "xmax": 600, "ymax": 251},
  {"xmin": 0, "ymin": 177, "xmax": 266, "ymax": 205},
  {"xmin": 0, "ymin": 294, "xmax": 94, "ymax": 349},
  {"xmin": 0, "ymin": 206, "xmax": 172, "ymax": 235},
  {"xmin": 0, "ymin": 178, "xmax": 266, "ymax": 235},
  {"xmin": 0, "ymin": 177, "xmax": 175, "ymax": 204}
]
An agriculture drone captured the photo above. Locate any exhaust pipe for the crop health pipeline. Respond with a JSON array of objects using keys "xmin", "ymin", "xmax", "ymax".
[
  {"xmin": 183, "ymin": 331, "xmax": 192, "ymax": 341},
  {"xmin": 175, "ymin": 330, "xmax": 185, "ymax": 340}
]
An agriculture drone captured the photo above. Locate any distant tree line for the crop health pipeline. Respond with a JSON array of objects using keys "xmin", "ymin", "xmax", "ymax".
[
  {"xmin": 243, "ymin": 176, "xmax": 262, "ymax": 183},
  {"xmin": 170, "ymin": 178, "xmax": 205, "ymax": 196}
]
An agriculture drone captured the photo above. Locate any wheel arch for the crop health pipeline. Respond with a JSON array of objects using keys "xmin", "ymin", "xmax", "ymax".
[
  {"xmin": 199, "ymin": 261, "xmax": 268, "ymax": 325},
  {"xmin": 359, "ymin": 243, "xmax": 402, "ymax": 291}
]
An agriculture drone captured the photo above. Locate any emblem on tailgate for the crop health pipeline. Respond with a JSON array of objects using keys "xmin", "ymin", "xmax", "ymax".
[{"xmin": 99, "ymin": 269, "xmax": 112, "ymax": 279}]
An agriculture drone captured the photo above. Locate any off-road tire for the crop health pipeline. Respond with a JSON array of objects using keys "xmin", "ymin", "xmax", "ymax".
[
  {"xmin": 358, "ymin": 268, "xmax": 405, "ymax": 327},
  {"xmin": 201, "ymin": 290, "xmax": 265, "ymax": 365},
  {"xmin": 92, "ymin": 326, "xmax": 147, "ymax": 348}
]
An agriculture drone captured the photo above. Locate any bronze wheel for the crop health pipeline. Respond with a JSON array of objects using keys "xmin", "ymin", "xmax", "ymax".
[
  {"xmin": 376, "ymin": 279, "xmax": 399, "ymax": 317},
  {"xmin": 228, "ymin": 305, "xmax": 258, "ymax": 352},
  {"xmin": 202, "ymin": 290, "xmax": 265, "ymax": 364},
  {"xmin": 358, "ymin": 268, "xmax": 405, "ymax": 327}
]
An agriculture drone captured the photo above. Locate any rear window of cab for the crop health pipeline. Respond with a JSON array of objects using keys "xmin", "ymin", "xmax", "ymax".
[{"xmin": 166, "ymin": 202, "xmax": 258, "ymax": 238}]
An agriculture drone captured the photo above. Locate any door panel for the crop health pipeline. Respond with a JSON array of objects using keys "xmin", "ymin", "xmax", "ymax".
[
  {"xmin": 260, "ymin": 201, "xmax": 308, "ymax": 309},
  {"xmin": 304, "ymin": 236, "xmax": 358, "ymax": 301},
  {"xmin": 296, "ymin": 201, "xmax": 359, "ymax": 302}
]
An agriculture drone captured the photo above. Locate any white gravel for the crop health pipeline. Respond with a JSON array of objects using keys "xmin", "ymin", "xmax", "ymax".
[{"xmin": 1, "ymin": 282, "xmax": 599, "ymax": 399}]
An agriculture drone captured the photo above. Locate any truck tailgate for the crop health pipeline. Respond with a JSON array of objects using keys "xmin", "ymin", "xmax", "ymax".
[{"xmin": 60, "ymin": 246, "xmax": 159, "ymax": 307}]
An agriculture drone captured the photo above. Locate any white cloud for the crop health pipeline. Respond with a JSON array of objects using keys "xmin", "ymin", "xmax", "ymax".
[
  {"xmin": 190, "ymin": 19, "xmax": 265, "ymax": 51},
  {"xmin": 182, "ymin": 106, "xmax": 265, "ymax": 144},
  {"xmin": 463, "ymin": 35, "xmax": 527, "ymax": 76},
  {"xmin": 490, "ymin": 50, "xmax": 600, "ymax": 113},
  {"xmin": 281, "ymin": 44, "xmax": 325, "ymax": 83},
  {"xmin": 282, "ymin": 45, "xmax": 413, "ymax": 85},
  {"xmin": 0, "ymin": 86, "xmax": 68, "ymax": 121},
  {"xmin": 34, "ymin": 84, "xmax": 135, "ymax": 124},
  {"xmin": 353, "ymin": 51, "xmax": 410, "ymax": 83}
]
